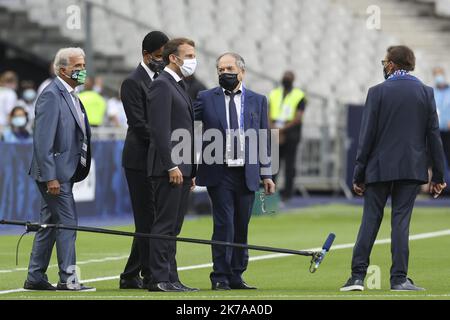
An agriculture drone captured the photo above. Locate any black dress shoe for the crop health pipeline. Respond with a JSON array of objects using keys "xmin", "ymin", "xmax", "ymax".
[
  {"xmin": 211, "ymin": 282, "xmax": 231, "ymax": 291},
  {"xmin": 172, "ymin": 281, "xmax": 200, "ymax": 292},
  {"xmin": 229, "ymin": 282, "xmax": 257, "ymax": 290},
  {"xmin": 23, "ymin": 280, "xmax": 56, "ymax": 291},
  {"xmin": 57, "ymin": 282, "xmax": 96, "ymax": 292},
  {"xmin": 148, "ymin": 282, "xmax": 184, "ymax": 292},
  {"xmin": 143, "ymin": 277, "xmax": 151, "ymax": 288},
  {"xmin": 120, "ymin": 276, "xmax": 144, "ymax": 289},
  {"xmin": 340, "ymin": 278, "xmax": 364, "ymax": 292},
  {"xmin": 391, "ymin": 278, "xmax": 425, "ymax": 291}
]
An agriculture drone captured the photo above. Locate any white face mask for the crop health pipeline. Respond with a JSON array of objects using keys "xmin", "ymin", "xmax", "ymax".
[
  {"xmin": 23, "ymin": 89, "xmax": 37, "ymax": 102},
  {"xmin": 11, "ymin": 116, "xmax": 27, "ymax": 128},
  {"xmin": 177, "ymin": 57, "xmax": 197, "ymax": 77}
]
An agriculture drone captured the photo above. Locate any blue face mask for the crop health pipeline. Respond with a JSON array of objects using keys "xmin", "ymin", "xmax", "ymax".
[
  {"xmin": 11, "ymin": 116, "xmax": 27, "ymax": 128},
  {"xmin": 435, "ymin": 75, "xmax": 446, "ymax": 86},
  {"xmin": 23, "ymin": 89, "xmax": 37, "ymax": 102}
]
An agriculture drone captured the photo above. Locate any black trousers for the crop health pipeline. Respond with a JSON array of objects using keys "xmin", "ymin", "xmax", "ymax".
[
  {"xmin": 276, "ymin": 138, "xmax": 300, "ymax": 199},
  {"xmin": 149, "ymin": 177, "xmax": 191, "ymax": 283},
  {"xmin": 351, "ymin": 180, "xmax": 421, "ymax": 285},
  {"xmin": 121, "ymin": 169, "xmax": 155, "ymax": 281},
  {"xmin": 440, "ymin": 131, "xmax": 450, "ymax": 166}
]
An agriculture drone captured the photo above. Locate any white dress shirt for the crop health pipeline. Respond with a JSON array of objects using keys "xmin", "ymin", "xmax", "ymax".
[
  {"xmin": 163, "ymin": 66, "xmax": 183, "ymax": 83},
  {"xmin": 57, "ymin": 76, "xmax": 78, "ymax": 106},
  {"xmin": 57, "ymin": 76, "xmax": 86, "ymax": 134},
  {"xmin": 223, "ymin": 83, "xmax": 244, "ymax": 130},
  {"xmin": 140, "ymin": 61, "xmax": 156, "ymax": 80},
  {"xmin": 162, "ymin": 67, "xmax": 183, "ymax": 172}
]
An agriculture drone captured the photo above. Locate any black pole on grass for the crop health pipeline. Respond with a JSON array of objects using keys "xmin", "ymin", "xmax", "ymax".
[{"xmin": 0, "ymin": 219, "xmax": 335, "ymax": 273}]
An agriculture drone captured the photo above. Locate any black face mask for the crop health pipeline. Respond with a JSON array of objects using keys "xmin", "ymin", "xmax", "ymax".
[
  {"xmin": 219, "ymin": 73, "xmax": 240, "ymax": 91},
  {"xmin": 148, "ymin": 59, "xmax": 166, "ymax": 73}
]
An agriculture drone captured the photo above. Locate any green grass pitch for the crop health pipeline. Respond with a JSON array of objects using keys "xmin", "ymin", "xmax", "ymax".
[{"xmin": 1, "ymin": 204, "xmax": 449, "ymax": 300}]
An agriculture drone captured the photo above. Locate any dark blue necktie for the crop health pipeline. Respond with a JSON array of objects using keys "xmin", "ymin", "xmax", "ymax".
[
  {"xmin": 225, "ymin": 90, "xmax": 242, "ymax": 159},
  {"xmin": 178, "ymin": 80, "xmax": 186, "ymax": 90}
]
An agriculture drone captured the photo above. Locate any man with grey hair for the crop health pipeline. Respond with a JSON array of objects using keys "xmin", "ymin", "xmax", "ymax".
[
  {"xmin": 25, "ymin": 47, "xmax": 94, "ymax": 292},
  {"xmin": 194, "ymin": 52, "xmax": 275, "ymax": 290}
]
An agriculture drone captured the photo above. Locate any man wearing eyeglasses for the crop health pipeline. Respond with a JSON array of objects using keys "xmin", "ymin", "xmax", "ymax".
[{"xmin": 341, "ymin": 45, "xmax": 447, "ymax": 292}]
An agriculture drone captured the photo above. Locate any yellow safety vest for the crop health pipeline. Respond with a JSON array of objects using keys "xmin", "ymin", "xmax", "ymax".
[
  {"xmin": 269, "ymin": 87, "xmax": 305, "ymax": 122},
  {"xmin": 78, "ymin": 90, "xmax": 106, "ymax": 126}
]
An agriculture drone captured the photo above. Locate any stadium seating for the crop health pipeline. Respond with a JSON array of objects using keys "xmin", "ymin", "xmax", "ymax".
[{"xmin": 1, "ymin": 0, "xmax": 450, "ymax": 119}]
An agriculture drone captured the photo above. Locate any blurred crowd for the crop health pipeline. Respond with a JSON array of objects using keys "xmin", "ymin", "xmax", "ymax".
[
  {"xmin": 0, "ymin": 69, "xmax": 123, "ymax": 144},
  {"xmin": 0, "ymin": 66, "xmax": 209, "ymax": 143}
]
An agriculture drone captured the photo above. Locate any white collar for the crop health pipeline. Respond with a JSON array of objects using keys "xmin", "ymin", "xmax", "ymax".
[
  {"xmin": 222, "ymin": 82, "xmax": 244, "ymax": 94},
  {"xmin": 164, "ymin": 66, "xmax": 183, "ymax": 83},
  {"xmin": 57, "ymin": 76, "xmax": 75, "ymax": 94},
  {"xmin": 140, "ymin": 61, "xmax": 156, "ymax": 80}
]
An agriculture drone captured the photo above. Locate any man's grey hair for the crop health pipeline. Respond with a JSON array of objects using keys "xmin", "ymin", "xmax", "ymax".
[
  {"xmin": 53, "ymin": 47, "xmax": 85, "ymax": 76},
  {"xmin": 216, "ymin": 52, "xmax": 246, "ymax": 71}
]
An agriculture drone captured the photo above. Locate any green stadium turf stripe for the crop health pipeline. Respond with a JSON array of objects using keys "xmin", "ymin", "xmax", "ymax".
[{"xmin": 1, "ymin": 228, "xmax": 449, "ymax": 296}]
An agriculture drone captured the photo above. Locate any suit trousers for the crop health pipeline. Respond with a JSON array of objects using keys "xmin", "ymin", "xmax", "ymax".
[
  {"xmin": 351, "ymin": 180, "xmax": 421, "ymax": 285},
  {"xmin": 149, "ymin": 177, "xmax": 191, "ymax": 283},
  {"xmin": 440, "ymin": 131, "xmax": 450, "ymax": 167},
  {"xmin": 277, "ymin": 138, "xmax": 300, "ymax": 199},
  {"xmin": 121, "ymin": 168, "xmax": 154, "ymax": 281},
  {"xmin": 207, "ymin": 166, "xmax": 255, "ymax": 285},
  {"xmin": 27, "ymin": 182, "xmax": 77, "ymax": 284}
]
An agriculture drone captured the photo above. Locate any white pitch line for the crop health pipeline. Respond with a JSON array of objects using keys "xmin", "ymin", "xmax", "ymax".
[
  {"xmin": 1, "ymin": 229, "xmax": 449, "ymax": 296},
  {"xmin": 0, "ymin": 255, "xmax": 130, "ymax": 274}
]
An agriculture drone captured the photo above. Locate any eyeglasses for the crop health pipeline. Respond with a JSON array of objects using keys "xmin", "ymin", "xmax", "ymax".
[{"xmin": 381, "ymin": 60, "xmax": 390, "ymax": 66}]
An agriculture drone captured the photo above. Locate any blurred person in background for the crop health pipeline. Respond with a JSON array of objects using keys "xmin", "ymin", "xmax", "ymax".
[
  {"xmin": 269, "ymin": 71, "xmax": 307, "ymax": 201},
  {"xmin": 18, "ymin": 80, "xmax": 38, "ymax": 131},
  {"xmin": 1, "ymin": 106, "xmax": 32, "ymax": 143},
  {"xmin": 0, "ymin": 71, "xmax": 19, "ymax": 130},
  {"xmin": 341, "ymin": 46, "xmax": 447, "ymax": 292},
  {"xmin": 185, "ymin": 74, "xmax": 207, "ymax": 100},
  {"xmin": 78, "ymin": 77, "xmax": 106, "ymax": 127},
  {"xmin": 0, "ymin": 70, "xmax": 19, "ymax": 91},
  {"xmin": 37, "ymin": 63, "xmax": 56, "ymax": 98},
  {"xmin": 107, "ymin": 87, "xmax": 127, "ymax": 128},
  {"xmin": 92, "ymin": 76, "xmax": 104, "ymax": 94},
  {"xmin": 433, "ymin": 67, "xmax": 450, "ymax": 170},
  {"xmin": 119, "ymin": 31, "xmax": 169, "ymax": 290}
]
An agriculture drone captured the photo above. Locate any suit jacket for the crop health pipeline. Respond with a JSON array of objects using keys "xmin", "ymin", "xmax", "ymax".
[
  {"xmin": 146, "ymin": 70, "xmax": 196, "ymax": 178},
  {"xmin": 194, "ymin": 86, "xmax": 272, "ymax": 192},
  {"xmin": 29, "ymin": 78, "xmax": 92, "ymax": 183},
  {"xmin": 121, "ymin": 64, "xmax": 154, "ymax": 171},
  {"xmin": 353, "ymin": 74, "xmax": 446, "ymax": 185}
]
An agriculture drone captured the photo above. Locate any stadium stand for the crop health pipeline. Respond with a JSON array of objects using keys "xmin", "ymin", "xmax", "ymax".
[
  {"xmin": 1, "ymin": 0, "xmax": 450, "ymax": 195},
  {"xmin": 1, "ymin": 0, "xmax": 450, "ymax": 101}
]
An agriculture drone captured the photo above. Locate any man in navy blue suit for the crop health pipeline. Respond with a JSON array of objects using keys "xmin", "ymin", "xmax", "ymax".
[
  {"xmin": 194, "ymin": 53, "xmax": 276, "ymax": 290},
  {"xmin": 146, "ymin": 38, "xmax": 198, "ymax": 293},
  {"xmin": 341, "ymin": 46, "xmax": 447, "ymax": 292}
]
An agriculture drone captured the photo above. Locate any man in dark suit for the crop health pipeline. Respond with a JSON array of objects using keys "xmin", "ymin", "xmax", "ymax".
[
  {"xmin": 26, "ymin": 47, "xmax": 93, "ymax": 292},
  {"xmin": 341, "ymin": 46, "xmax": 447, "ymax": 292},
  {"xmin": 194, "ymin": 53, "xmax": 276, "ymax": 291},
  {"xmin": 119, "ymin": 31, "xmax": 169, "ymax": 290},
  {"xmin": 146, "ymin": 38, "xmax": 197, "ymax": 292}
]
